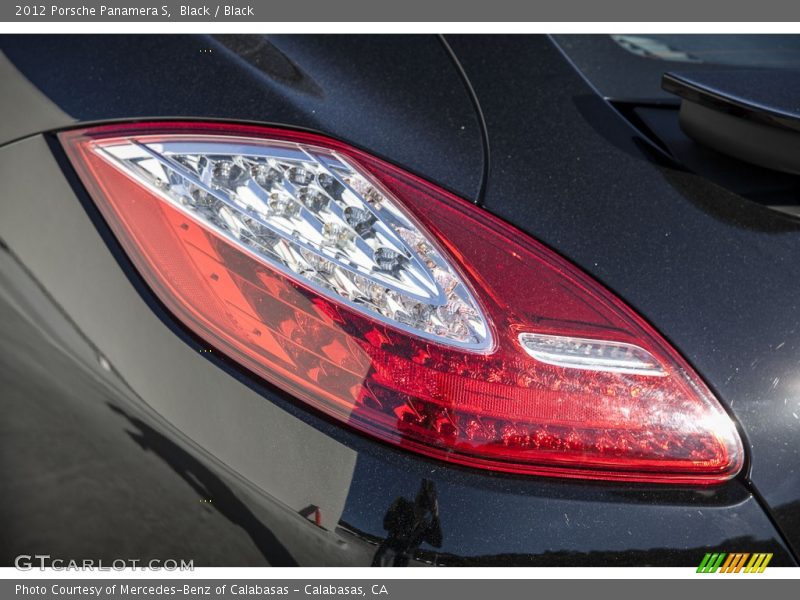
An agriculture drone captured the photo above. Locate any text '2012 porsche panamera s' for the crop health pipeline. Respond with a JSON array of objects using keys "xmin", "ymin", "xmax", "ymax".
[{"xmin": 1, "ymin": 34, "xmax": 799, "ymax": 567}]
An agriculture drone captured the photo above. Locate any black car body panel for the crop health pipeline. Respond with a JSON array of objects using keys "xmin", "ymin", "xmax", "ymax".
[
  {"xmin": 449, "ymin": 35, "xmax": 800, "ymax": 557},
  {"xmin": 1, "ymin": 34, "xmax": 799, "ymax": 566},
  {"xmin": 0, "ymin": 34, "xmax": 485, "ymax": 200}
]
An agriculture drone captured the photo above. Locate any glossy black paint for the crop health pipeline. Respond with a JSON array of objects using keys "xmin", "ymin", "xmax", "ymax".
[
  {"xmin": 661, "ymin": 71, "xmax": 800, "ymax": 176},
  {"xmin": 616, "ymin": 102, "xmax": 800, "ymax": 216},
  {"xmin": 1, "ymin": 34, "xmax": 799, "ymax": 566},
  {"xmin": 552, "ymin": 34, "xmax": 800, "ymax": 101},
  {"xmin": 447, "ymin": 34, "xmax": 800, "ymax": 556},
  {"xmin": 0, "ymin": 34, "xmax": 485, "ymax": 201},
  {"xmin": 663, "ymin": 70, "xmax": 800, "ymax": 131}
]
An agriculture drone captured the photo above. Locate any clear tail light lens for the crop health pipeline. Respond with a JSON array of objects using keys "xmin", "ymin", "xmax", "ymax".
[{"xmin": 61, "ymin": 122, "xmax": 744, "ymax": 484}]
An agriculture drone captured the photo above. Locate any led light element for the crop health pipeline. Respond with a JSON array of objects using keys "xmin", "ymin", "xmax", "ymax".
[
  {"xmin": 519, "ymin": 333, "xmax": 667, "ymax": 376},
  {"xmin": 62, "ymin": 122, "xmax": 744, "ymax": 484},
  {"xmin": 95, "ymin": 136, "xmax": 490, "ymax": 350}
]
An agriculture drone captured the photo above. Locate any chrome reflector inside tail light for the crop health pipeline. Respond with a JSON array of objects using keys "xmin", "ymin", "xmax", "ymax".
[
  {"xmin": 62, "ymin": 122, "xmax": 744, "ymax": 484},
  {"xmin": 518, "ymin": 333, "xmax": 667, "ymax": 376},
  {"xmin": 95, "ymin": 137, "xmax": 491, "ymax": 351}
]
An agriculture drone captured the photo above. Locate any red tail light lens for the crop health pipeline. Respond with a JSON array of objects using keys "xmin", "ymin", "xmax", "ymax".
[{"xmin": 61, "ymin": 122, "xmax": 743, "ymax": 484}]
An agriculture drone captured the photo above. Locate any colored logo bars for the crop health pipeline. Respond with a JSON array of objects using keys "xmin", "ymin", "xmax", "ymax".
[{"xmin": 697, "ymin": 553, "xmax": 773, "ymax": 573}]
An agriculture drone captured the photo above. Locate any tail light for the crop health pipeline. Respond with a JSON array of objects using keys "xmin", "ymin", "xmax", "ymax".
[{"xmin": 61, "ymin": 122, "xmax": 743, "ymax": 484}]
